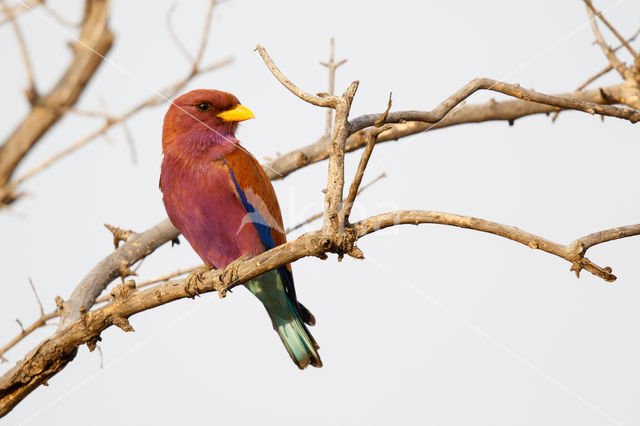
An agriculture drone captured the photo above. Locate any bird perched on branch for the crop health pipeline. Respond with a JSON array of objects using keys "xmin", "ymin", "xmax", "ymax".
[{"xmin": 160, "ymin": 89, "xmax": 322, "ymax": 369}]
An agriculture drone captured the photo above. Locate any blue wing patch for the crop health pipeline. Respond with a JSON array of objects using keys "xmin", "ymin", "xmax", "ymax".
[
  {"xmin": 224, "ymin": 160, "xmax": 275, "ymax": 250},
  {"xmin": 223, "ymin": 159, "xmax": 300, "ymax": 303}
]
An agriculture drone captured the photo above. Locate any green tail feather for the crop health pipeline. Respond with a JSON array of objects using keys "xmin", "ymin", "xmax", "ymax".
[{"xmin": 245, "ymin": 269, "xmax": 322, "ymax": 369}]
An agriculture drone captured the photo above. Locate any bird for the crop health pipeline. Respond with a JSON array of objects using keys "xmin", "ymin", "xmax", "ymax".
[{"xmin": 160, "ymin": 89, "xmax": 322, "ymax": 369}]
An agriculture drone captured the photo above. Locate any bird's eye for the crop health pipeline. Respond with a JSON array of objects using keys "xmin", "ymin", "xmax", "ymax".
[{"xmin": 195, "ymin": 102, "xmax": 211, "ymax": 112}]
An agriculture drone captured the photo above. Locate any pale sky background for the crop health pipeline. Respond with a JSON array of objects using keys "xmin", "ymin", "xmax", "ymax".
[{"xmin": 1, "ymin": 0, "xmax": 640, "ymax": 425}]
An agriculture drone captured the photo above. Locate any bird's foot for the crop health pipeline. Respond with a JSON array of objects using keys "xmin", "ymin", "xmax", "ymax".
[
  {"xmin": 216, "ymin": 256, "xmax": 249, "ymax": 298},
  {"xmin": 184, "ymin": 264, "xmax": 213, "ymax": 299}
]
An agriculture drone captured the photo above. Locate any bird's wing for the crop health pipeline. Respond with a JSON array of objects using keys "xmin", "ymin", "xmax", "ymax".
[{"xmin": 222, "ymin": 147, "xmax": 298, "ymax": 299}]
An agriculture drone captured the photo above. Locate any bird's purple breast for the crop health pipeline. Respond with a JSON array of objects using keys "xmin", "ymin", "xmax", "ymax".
[{"xmin": 160, "ymin": 152, "xmax": 264, "ymax": 268}]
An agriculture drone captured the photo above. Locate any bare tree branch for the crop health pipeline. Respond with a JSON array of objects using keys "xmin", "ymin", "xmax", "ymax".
[
  {"xmin": 577, "ymin": 65, "xmax": 614, "ymax": 92},
  {"xmin": 356, "ymin": 212, "xmax": 640, "ymax": 281},
  {"xmin": 1, "ymin": 267, "xmax": 196, "ymax": 359},
  {"xmin": 285, "ymin": 172, "xmax": 386, "ymax": 234},
  {"xmin": 0, "ymin": 311, "xmax": 56, "ymax": 364},
  {"xmin": 3, "ymin": 5, "xmax": 640, "ymax": 411},
  {"xmin": 166, "ymin": 2, "xmax": 193, "ymax": 63},
  {"xmin": 0, "ymin": 57, "xmax": 233, "ymax": 206},
  {"xmin": 27, "ymin": 278, "xmax": 44, "ymax": 318},
  {"xmin": 320, "ymin": 38, "xmax": 347, "ymax": 137},
  {"xmin": 57, "ymin": 220, "xmax": 179, "ymax": 330},
  {"xmin": 349, "ymin": 78, "xmax": 640, "ymax": 134},
  {"xmin": 0, "ymin": 0, "xmax": 231, "ymax": 207},
  {"xmin": 0, "ymin": 265, "xmax": 198, "ymax": 362},
  {"xmin": 584, "ymin": 1, "xmax": 631, "ymax": 79},
  {"xmin": 255, "ymin": 44, "xmax": 337, "ymax": 108},
  {"xmin": 342, "ymin": 95, "xmax": 392, "ymax": 222},
  {"xmin": 2, "ymin": 210, "xmax": 639, "ymax": 415},
  {"xmin": 255, "ymin": 44, "xmax": 361, "ymax": 240},
  {"xmin": 265, "ymin": 80, "xmax": 639, "ymax": 182},
  {"xmin": 323, "ymin": 80, "xmax": 359, "ymax": 241},
  {"xmin": 0, "ymin": 168, "xmax": 385, "ymax": 361},
  {"xmin": 192, "ymin": 0, "xmax": 216, "ymax": 70},
  {"xmin": 584, "ymin": 0, "xmax": 637, "ymax": 58},
  {"xmin": 0, "ymin": 0, "xmax": 113, "ymax": 189},
  {"xmin": 40, "ymin": 2, "xmax": 80, "ymax": 28},
  {"xmin": 0, "ymin": 0, "xmax": 41, "ymax": 26},
  {"xmin": 576, "ymin": 27, "xmax": 640, "ymax": 92}
]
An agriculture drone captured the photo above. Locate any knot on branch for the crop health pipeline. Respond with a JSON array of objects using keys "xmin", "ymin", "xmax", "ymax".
[
  {"xmin": 0, "ymin": 185, "xmax": 23, "ymax": 208},
  {"xmin": 110, "ymin": 315, "xmax": 134, "ymax": 333},
  {"xmin": 55, "ymin": 295, "xmax": 67, "ymax": 313},
  {"xmin": 565, "ymin": 240, "xmax": 615, "ymax": 281},
  {"xmin": 570, "ymin": 257, "xmax": 616, "ymax": 282},
  {"xmin": 599, "ymin": 87, "xmax": 618, "ymax": 104},
  {"xmin": 86, "ymin": 336, "xmax": 102, "ymax": 352},
  {"xmin": 295, "ymin": 151, "xmax": 310, "ymax": 168},
  {"xmin": 118, "ymin": 263, "xmax": 137, "ymax": 281},
  {"xmin": 110, "ymin": 280, "xmax": 137, "ymax": 301},
  {"xmin": 25, "ymin": 87, "xmax": 39, "ymax": 106},
  {"xmin": 324, "ymin": 226, "xmax": 364, "ymax": 261},
  {"xmin": 79, "ymin": 305, "xmax": 89, "ymax": 326},
  {"xmin": 567, "ymin": 241, "xmax": 586, "ymax": 258},
  {"xmin": 104, "ymin": 224, "xmax": 136, "ymax": 249}
]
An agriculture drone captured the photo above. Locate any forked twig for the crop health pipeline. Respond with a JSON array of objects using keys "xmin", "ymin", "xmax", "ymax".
[{"xmin": 342, "ymin": 94, "xmax": 392, "ymax": 222}]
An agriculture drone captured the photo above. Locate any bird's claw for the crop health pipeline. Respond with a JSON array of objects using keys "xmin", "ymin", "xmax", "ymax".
[
  {"xmin": 216, "ymin": 256, "xmax": 248, "ymax": 298},
  {"xmin": 184, "ymin": 264, "xmax": 213, "ymax": 299}
]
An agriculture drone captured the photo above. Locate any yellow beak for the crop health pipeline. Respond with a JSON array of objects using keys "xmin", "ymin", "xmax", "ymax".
[{"xmin": 217, "ymin": 105, "xmax": 255, "ymax": 122}]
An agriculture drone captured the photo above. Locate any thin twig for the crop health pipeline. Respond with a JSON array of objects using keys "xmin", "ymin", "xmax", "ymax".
[
  {"xmin": 574, "ymin": 26, "xmax": 640, "ymax": 92},
  {"xmin": 0, "ymin": 311, "xmax": 53, "ymax": 361},
  {"xmin": 41, "ymin": 3, "xmax": 80, "ymax": 28},
  {"xmin": 342, "ymin": 94, "xmax": 392, "ymax": 221},
  {"xmin": 551, "ymin": 63, "xmax": 616, "ymax": 122},
  {"xmin": 255, "ymin": 44, "xmax": 337, "ymax": 108},
  {"xmin": 577, "ymin": 65, "xmax": 614, "ymax": 91},
  {"xmin": 27, "ymin": 278, "xmax": 44, "ymax": 317},
  {"xmin": 15, "ymin": 319, "xmax": 24, "ymax": 333},
  {"xmin": 0, "ymin": 0, "xmax": 41, "ymax": 26},
  {"xmin": 320, "ymin": 38, "xmax": 347, "ymax": 137},
  {"xmin": 96, "ymin": 345, "xmax": 104, "ymax": 369},
  {"xmin": 98, "ymin": 95, "xmax": 137, "ymax": 164},
  {"xmin": 584, "ymin": 0, "xmax": 637, "ymax": 57},
  {"xmin": 0, "ymin": 0, "xmax": 38, "ymax": 102},
  {"xmin": 166, "ymin": 2, "xmax": 194, "ymax": 63},
  {"xmin": 121, "ymin": 118, "xmax": 138, "ymax": 165},
  {"xmin": 67, "ymin": 107, "xmax": 113, "ymax": 119},
  {"xmin": 0, "ymin": 265, "xmax": 198, "ymax": 362},
  {"xmin": 584, "ymin": 1, "xmax": 630, "ymax": 79},
  {"xmin": 192, "ymin": 0, "xmax": 216, "ymax": 71},
  {"xmin": 285, "ymin": 172, "xmax": 386, "ymax": 234},
  {"xmin": 104, "ymin": 223, "xmax": 136, "ymax": 248}
]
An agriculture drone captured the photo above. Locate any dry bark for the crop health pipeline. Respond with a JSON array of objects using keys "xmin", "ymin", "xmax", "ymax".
[{"xmin": 0, "ymin": 0, "xmax": 113, "ymax": 189}]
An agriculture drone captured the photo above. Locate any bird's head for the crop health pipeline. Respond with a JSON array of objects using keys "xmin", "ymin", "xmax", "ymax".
[{"xmin": 162, "ymin": 89, "xmax": 254, "ymax": 154}]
